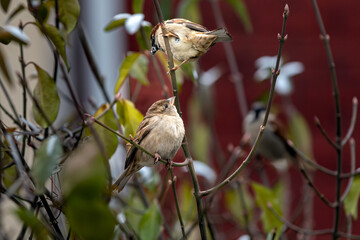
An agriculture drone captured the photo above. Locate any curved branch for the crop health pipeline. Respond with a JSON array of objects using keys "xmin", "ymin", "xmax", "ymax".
[
  {"xmin": 342, "ymin": 97, "xmax": 358, "ymax": 146},
  {"xmin": 200, "ymin": 4, "xmax": 290, "ymax": 198}
]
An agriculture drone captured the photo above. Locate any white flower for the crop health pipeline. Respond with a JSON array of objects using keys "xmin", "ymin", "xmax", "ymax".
[
  {"xmin": 184, "ymin": 161, "xmax": 217, "ymax": 184},
  {"xmin": 237, "ymin": 235, "xmax": 250, "ymax": 240},
  {"xmin": 254, "ymin": 55, "xmax": 304, "ymax": 95},
  {"xmin": 125, "ymin": 14, "xmax": 145, "ymax": 35},
  {"xmin": 108, "ymin": 13, "xmax": 151, "ymax": 35},
  {"xmin": 199, "ymin": 66, "xmax": 222, "ymax": 87}
]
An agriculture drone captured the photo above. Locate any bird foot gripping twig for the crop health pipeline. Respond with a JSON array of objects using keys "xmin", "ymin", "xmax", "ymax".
[
  {"xmin": 167, "ymin": 59, "xmax": 189, "ymax": 74},
  {"xmin": 154, "ymin": 152, "xmax": 162, "ymax": 164}
]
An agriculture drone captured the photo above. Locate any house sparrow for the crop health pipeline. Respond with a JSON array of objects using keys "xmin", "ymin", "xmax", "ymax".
[
  {"xmin": 150, "ymin": 18, "xmax": 232, "ymax": 71},
  {"xmin": 242, "ymin": 102, "xmax": 297, "ymax": 171},
  {"xmin": 113, "ymin": 97, "xmax": 185, "ymax": 192}
]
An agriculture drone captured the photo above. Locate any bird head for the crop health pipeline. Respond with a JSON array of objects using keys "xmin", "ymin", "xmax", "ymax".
[
  {"xmin": 150, "ymin": 23, "xmax": 160, "ymax": 55},
  {"xmin": 147, "ymin": 97, "xmax": 178, "ymax": 117}
]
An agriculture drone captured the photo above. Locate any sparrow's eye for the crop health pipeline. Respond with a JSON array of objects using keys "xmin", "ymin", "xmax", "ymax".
[
  {"xmin": 174, "ymin": 38, "xmax": 180, "ymax": 43},
  {"xmin": 164, "ymin": 104, "xmax": 169, "ymax": 109}
]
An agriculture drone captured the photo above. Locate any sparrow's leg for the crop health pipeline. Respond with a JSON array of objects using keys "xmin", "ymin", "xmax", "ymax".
[
  {"xmin": 154, "ymin": 153, "xmax": 162, "ymax": 164},
  {"xmin": 167, "ymin": 59, "xmax": 189, "ymax": 74}
]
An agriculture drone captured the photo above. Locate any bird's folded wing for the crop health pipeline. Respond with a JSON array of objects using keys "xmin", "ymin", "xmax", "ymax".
[{"xmin": 125, "ymin": 115, "xmax": 160, "ymax": 169}]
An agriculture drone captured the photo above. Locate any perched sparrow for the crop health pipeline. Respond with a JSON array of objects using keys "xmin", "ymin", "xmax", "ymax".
[
  {"xmin": 242, "ymin": 102, "xmax": 297, "ymax": 171},
  {"xmin": 113, "ymin": 97, "xmax": 185, "ymax": 192},
  {"xmin": 150, "ymin": 18, "xmax": 232, "ymax": 71}
]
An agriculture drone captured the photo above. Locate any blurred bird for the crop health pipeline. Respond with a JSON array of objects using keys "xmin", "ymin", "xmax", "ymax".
[
  {"xmin": 242, "ymin": 102, "xmax": 298, "ymax": 171},
  {"xmin": 113, "ymin": 97, "xmax": 185, "ymax": 192},
  {"xmin": 150, "ymin": 18, "xmax": 232, "ymax": 71}
]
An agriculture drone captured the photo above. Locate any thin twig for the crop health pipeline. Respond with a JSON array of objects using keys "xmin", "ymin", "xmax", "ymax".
[
  {"xmin": 311, "ymin": 1, "xmax": 342, "ymax": 239},
  {"xmin": 77, "ymin": 25, "xmax": 124, "ymax": 139},
  {"xmin": 210, "ymin": 0, "xmax": 248, "ymax": 118},
  {"xmin": 18, "ymin": 30, "xmax": 28, "ymax": 157},
  {"xmin": 269, "ymin": 203, "xmax": 360, "ymax": 239},
  {"xmin": 237, "ymin": 181, "xmax": 253, "ymax": 238},
  {"xmin": 314, "ymin": 117, "xmax": 337, "ymax": 149},
  {"xmin": 294, "ymin": 147, "xmax": 337, "ymax": 176},
  {"xmin": 152, "ymin": 0, "xmax": 207, "ymax": 238},
  {"xmin": 52, "ymin": 0, "xmax": 59, "ymax": 82},
  {"xmin": 140, "ymin": 26, "xmax": 169, "ymax": 98},
  {"xmin": 0, "ymin": 77, "xmax": 21, "ymax": 123},
  {"xmin": 0, "ymin": 103, "xmax": 21, "ymax": 126},
  {"xmin": 200, "ymin": 4, "xmax": 290, "ymax": 198},
  {"xmin": 299, "ymin": 166, "xmax": 336, "ymax": 208},
  {"xmin": 342, "ymin": 97, "xmax": 358, "ymax": 146},
  {"xmin": 18, "ymin": 74, "xmax": 57, "ymax": 133},
  {"xmin": 267, "ymin": 203, "xmax": 333, "ymax": 236},
  {"xmin": 169, "ymin": 168, "xmax": 187, "ymax": 239}
]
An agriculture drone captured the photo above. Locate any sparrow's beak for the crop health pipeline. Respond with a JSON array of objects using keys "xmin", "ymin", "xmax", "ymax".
[{"xmin": 168, "ymin": 96, "xmax": 176, "ymax": 106}]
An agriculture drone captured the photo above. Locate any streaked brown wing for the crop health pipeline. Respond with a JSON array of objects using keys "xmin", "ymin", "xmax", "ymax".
[
  {"xmin": 124, "ymin": 115, "xmax": 159, "ymax": 169},
  {"xmin": 166, "ymin": 18, "xmax": 209, "ymax": 32}
]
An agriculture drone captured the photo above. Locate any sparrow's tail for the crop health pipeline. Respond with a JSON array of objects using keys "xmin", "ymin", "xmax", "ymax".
[
  {"xmin": 112, "ymin": 167, "xmax": 132, "ymax": 192},
  {"xmin": 209, "ymin": 28, "xmax": 232, "ymax": 42}
]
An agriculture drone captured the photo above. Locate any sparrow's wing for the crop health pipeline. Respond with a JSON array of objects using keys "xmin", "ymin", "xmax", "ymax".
[
  {"xmin": 167, "ymin": 18, "xmax": 209, "ymax": 32},
  {"xmin": 125, "ymin": 115, "xmax": 160, "ymax": 169},
  {"xmin": 268, "ymin": 118, "xmax": 297, "ymax": 158}
]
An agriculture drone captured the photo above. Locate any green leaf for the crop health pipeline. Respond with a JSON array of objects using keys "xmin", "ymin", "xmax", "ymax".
[
  {"xmin": 31, "ymin": 135, "xmax": 63, "ymax": 194},
  {"xmin": 124, "ymin": 193, "xmax": 148, "ymax": 233},
  {"xmin": 288, "ymin": 110, "xmax": 313, "ymax": 160},
  {"xmin": 129, "ymin": 53, "xmax": 149, "ymax": 85},
  {"xmin": 116, "ymin": 99, "xmax": 144, "ymax": 138},
  {"xmin": 115, "ymin": 52, "xmax": 141, "ymax": 94},
  {"xmin": 16, "ymin": 208, "xmax": 50, "ymax": 240},
  {"xmin": 57, "ymin": 0, "xmax": 80, "ymax": 34},
  {"xmin": 87, "ymin": 104, "xmax": 118, "ymax": 158},
  {"xmin": 1, "ymin": 0, "xmax": 10, "ymax": 12},
  {"xmin": 344, "ymin": 175, "xmax": 360, "ymax": 220},
  {"xmin": 224, "ymin": 0, "xmax": 253, "ymax": 33},
  {"xmin": 42, "ymin": 23, "xmax": 68, "ymax": 67},
  {"xmin": 252, "ymin": 182, "xmax": 283, "ymax": 239},
  {"xmin": 179, "ymin": 182, "xmax": 197, "ymax": 221},
  {"xmin": 139, "ymin": 202, "xmax": 163, "ymax": 240},
  {"xmin": 63, "ymin": 142, "xmax": 116, "ymax": 240},
  {"xmin": 32, "ymin": 64, "xmax": 60, "ymax": 128},
  {"xmin": 0, "ymin": 46, "xmax": 12, "ymax": 83},
  {"xmin": 104, "ymin": 13, "xmax": 130, "ymax": 32},
  {"xmin": 225, "ymin": 186, "xmax": 253, "ymax": 226},
  {"xmin": 177, "ymin": 0, "xmax": 201, "ymax": 24},
  {"xmin": 6, "ymin": 3, "xmax": 25, "ymax": 23},
  {"xmin": 132, "ymin": 0, "xmax": 144, "ymax": 13},
  {"xmin": 188, "ymin": 97, "xmax": 210, "ymax": 161}
]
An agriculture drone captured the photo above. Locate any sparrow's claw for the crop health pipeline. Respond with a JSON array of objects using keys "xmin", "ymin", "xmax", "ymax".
[
  {"xmin": 154, "ymin": 153, "xmax": 162, "ymax": 164},
  {"xmin": 167, "ymin": 58, "xmax": 190, "ymax": 74},
  {"xmin": 165, "ymin": 159, "xmax": 173, "ymax": 170},
  {"xmin": 163, "ymin": 32, "xmax": 179, "ymax": 38}
]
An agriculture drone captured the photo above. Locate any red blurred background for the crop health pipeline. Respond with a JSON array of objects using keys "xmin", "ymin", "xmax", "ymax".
[{"xmin": 125, "ymin": 0, "xmax": 360, "ymax": 238}]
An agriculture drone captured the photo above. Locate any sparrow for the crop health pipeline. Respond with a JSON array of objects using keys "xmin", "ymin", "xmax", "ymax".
[
  {"xmin": 242, "ymin": 102, "xmax": 297, "ymax": 171},
  {"xmin": 150, "ymin": 18, "xmax": 232, "ymax": 71},
  {"xmin": 112, "ymin": 97, "xmax": 185, "ymax": 192}
]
